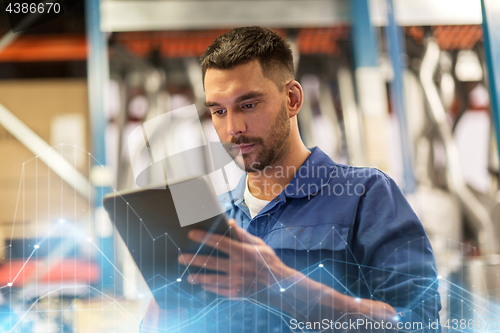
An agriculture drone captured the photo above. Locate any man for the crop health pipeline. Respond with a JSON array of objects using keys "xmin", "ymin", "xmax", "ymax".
[{"xmin": 142, "ymin": 26, "xmax": 441, "ymax": 332}]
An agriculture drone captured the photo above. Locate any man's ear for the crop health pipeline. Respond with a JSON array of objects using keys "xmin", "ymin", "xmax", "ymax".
[{"xmin": 286, "ymin": 80, "xmax": 303, "ymax": 118}]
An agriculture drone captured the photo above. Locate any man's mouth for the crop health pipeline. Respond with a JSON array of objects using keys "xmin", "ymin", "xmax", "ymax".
[{"xmin": 234, "ymin": 143, "xmax": 255, "ymax": 154}]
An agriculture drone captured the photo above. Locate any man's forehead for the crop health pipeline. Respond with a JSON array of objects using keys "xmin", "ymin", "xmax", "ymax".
[{"xmin": 204, "ymin": 62, "xmax": 274, "ymax": 103}]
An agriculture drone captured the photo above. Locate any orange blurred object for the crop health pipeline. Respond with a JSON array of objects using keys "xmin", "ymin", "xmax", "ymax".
[
  {"xmin": 0, "ymin": 259, "xmax": 100, "ymax": 287},
  {"xmin": 0, "ymin": 34, "xmax": 87, "ymax": 62},
  {"xmin": 296, "ymin": 27, "xmax": 350, "ymax": 56},
  {"xmin": 433, "ymin": 25, "xmax": 483, "ymax": 50},
  {"xmin": 113, "ymin": 29, "xmax": 288, "ymax": 59}
]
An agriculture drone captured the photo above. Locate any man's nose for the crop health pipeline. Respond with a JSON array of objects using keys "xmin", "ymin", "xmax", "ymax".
[{"xmin": 226, "ymin": 110, "xmax": 246, "ymax": 137}]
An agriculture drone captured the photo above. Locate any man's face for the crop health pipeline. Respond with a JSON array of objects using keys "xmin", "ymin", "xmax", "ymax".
[{"xmin": 204, "ymin": 60, "xmax": 291, "ymax": 173}]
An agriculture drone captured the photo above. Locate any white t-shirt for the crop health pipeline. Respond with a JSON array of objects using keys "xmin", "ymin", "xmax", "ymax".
[{"xmin": 244, "ymin": 176, "xmax": 271, "ymax": 219}]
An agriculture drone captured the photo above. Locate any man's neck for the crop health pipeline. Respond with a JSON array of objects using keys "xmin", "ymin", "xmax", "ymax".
[{"xmin": 247, "ymin": 144, "xmax": 310, "ymax": 201}]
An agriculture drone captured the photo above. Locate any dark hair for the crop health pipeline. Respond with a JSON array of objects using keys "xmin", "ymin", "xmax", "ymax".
[{"xmin": 200, "ymin": 26, "xmax": 294, "ymax": 90}]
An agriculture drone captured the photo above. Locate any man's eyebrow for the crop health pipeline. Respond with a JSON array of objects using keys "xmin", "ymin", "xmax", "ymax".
[
  {"xmin": 235, "ymin": 92, "xmax": 264, "ymax": 103},
  {"xmin": 205, "ymin": 92, "xmax": 264, "ymax": 108},
  {"xmin": 205, "ymin": 101, "xmax": 220, "ymax": 108}
]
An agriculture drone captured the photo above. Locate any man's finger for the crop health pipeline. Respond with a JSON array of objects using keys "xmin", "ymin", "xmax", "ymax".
[
  {"xmin": 178, "ymin": 254, "xmax": 230, "ymax": 272},
  {"xmin": 188, "ymin": 229, "xmax": 243, "ymax": 254},
  {"xmin": 228, "ymin": 219, "xmax": 265, "ymax": 245},
  {"xmin": 187, "ymin": 274, "xmax": 231, "ymax": 286},
  {"xmin": 200, "ymin": 284, "xmax": 235, "ymax": 298}
]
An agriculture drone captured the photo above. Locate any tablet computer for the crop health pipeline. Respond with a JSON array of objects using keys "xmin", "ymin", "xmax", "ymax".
[{"xmin": 103, "ymin": 177, "xmax": 237, "ymax": 309}]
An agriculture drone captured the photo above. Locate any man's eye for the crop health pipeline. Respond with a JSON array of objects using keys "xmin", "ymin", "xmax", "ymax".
[
  {"xmin": 212, "ymin": 109, "xmax": 226, "ymax": 116},
  {"xmin": 241, "ymin": 103, "xmax": 256, "ymax": 109}
]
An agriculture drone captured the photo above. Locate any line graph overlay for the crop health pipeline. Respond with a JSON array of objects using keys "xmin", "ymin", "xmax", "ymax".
[{"xmin": 0, "ymin": 143, "xmax": 498, "ymax": 333}]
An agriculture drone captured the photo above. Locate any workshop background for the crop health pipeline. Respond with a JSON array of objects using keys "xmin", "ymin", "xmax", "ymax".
[{"xmin": 0, "ymin": 0, "xmax": 500, "ymax": 332}]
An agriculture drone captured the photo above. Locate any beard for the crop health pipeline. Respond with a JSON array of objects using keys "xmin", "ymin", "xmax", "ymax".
[{"xmin": 222, "ymin": 102, "xmax": 291, "ymax": 173}]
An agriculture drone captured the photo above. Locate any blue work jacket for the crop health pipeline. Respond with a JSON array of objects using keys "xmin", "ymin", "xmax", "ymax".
[{"xmin": 154, "ymin": 147, "xmax": 441, "ymax": 332}]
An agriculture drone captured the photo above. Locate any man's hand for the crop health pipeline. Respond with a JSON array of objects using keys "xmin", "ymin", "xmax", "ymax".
[
  {"xmin": 177, "ymin": 219, "xmax": 397, "ymax": 326},
  {"xmin": 178, "ymin": 219, "xmax": 294, "ymax": 299}
]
